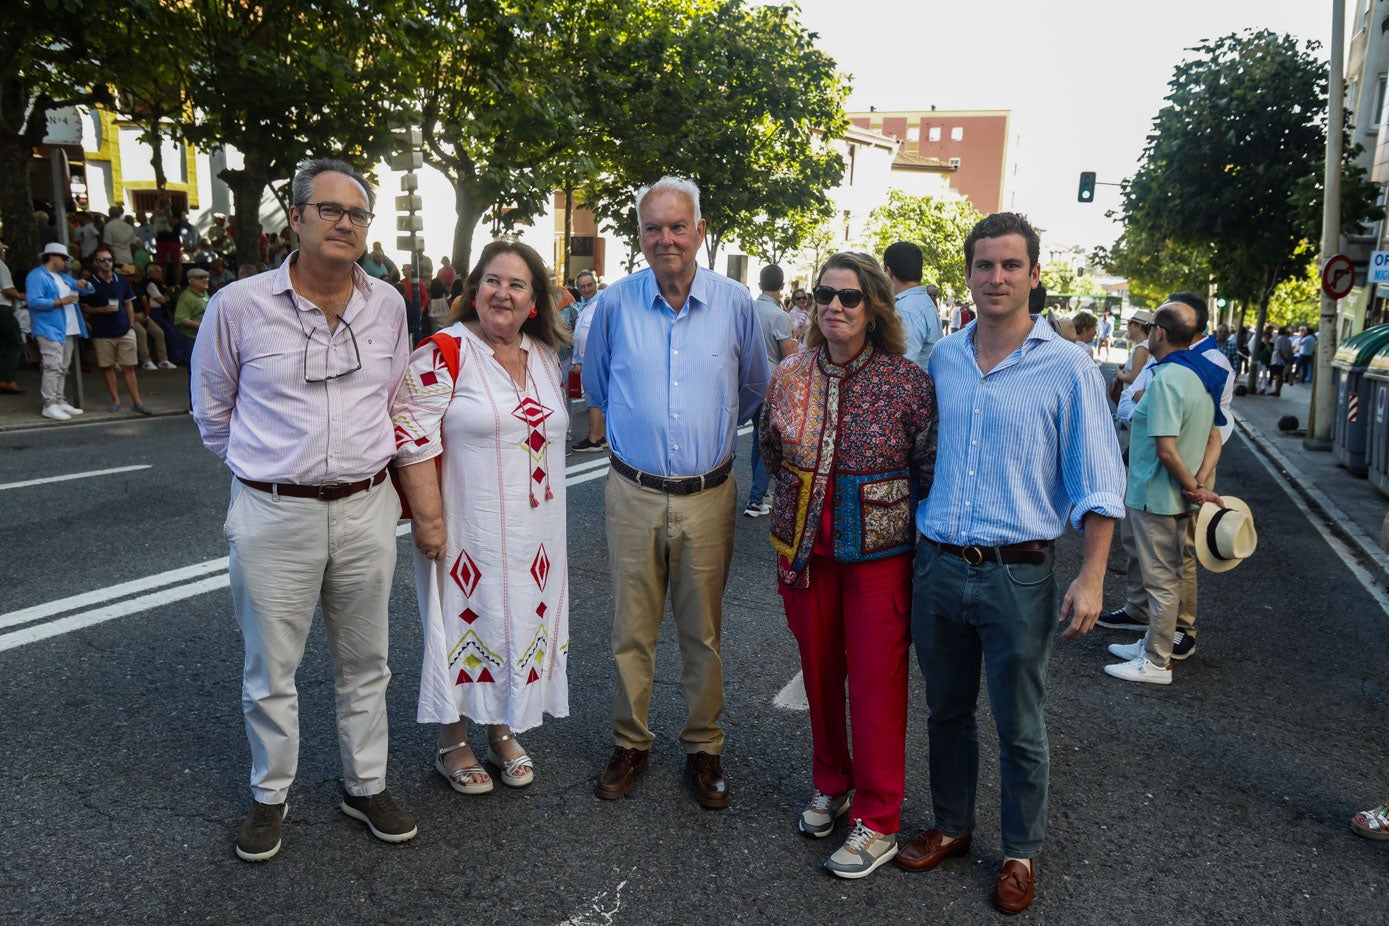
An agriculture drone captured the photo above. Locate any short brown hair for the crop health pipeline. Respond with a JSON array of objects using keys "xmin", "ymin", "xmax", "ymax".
[{"xmin": 804, "ymin": 252, "xmax": 906, "ymax": 356}]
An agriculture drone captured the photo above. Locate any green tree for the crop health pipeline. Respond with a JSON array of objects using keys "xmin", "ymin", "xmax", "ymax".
[
  {"xmin": 0, "ymin": 0, "xmax": 149, "ymax": 272},
  {"xmin": 1112, "ymin": 30, "xmax": 1382, "ymax": 389},
  {"xmin": 178, "ymin": 0, "xmax": 423, "ymax": 262},
  {"xmin": 862, "ymin": 190, "xmax": 982, "ymax": 299},
  {"xmin": 585, "ymin": 0, "xmax": 848, "ymax": 269},
  {"xmin": 794, "ymin": 217, "xmax": 839, "ymax": 281},
  {"xmin": 736, "ymin": 204, "xmax": 831, "ymax": 266}
]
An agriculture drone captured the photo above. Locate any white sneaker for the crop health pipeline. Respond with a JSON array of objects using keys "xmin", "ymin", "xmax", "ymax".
[
  {"xmin": 41, "ymin": 405, "xmax": 71, "ymax": 421},
  {"xmin": 824, "ymin": 820, "xmax": 898, "ymax": 879},
  {"xmin": 57, "ymin": 402, "xmax": 84, "ymax": 416},
  {"xmin": 1104, "ymin": 654, "xmax": 1172, "ymax": 685},
  {"xmin": 158, "ymin": 360, "xmax": 177, "ymax": 370},
  {"xmin": 1107, "ymin": 639, "xmax": 1144, "ymax": 661},
  {"xmin": 743, "ymin": 501, "xmax": 771, "ymax": 518},
  {"xmin": 798, "ymin": 789, "xmax": 850, "ymax": 838},
  {"xmin": 142, "ymin": 361, "xmax": 158, "ymax": 371}
]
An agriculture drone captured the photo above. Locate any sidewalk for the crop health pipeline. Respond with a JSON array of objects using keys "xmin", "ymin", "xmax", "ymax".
[
  {"xmin": 1228, "ymin": 373, "xmax": 1389, "ymax": 576},
  {"xmin": 0, "ymin": 357, "xmax": 190, "ymax": 432}
]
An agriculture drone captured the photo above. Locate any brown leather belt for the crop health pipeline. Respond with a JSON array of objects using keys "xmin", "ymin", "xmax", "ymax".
[
  {"xmin": 927, "ymin": 538, "xmax": 1052, "ymax": 566},
  {"xmin": 237, "ymin": 468, "xmax": 388, "ymax": 501},
  {"xmin": 610, "ymin": 455, "xmax": 733, "ymax": 496}
]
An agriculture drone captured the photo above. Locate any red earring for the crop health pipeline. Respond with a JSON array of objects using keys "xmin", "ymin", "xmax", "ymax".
[{"xmin": 528, "ymin": 306, "xmax": 538, "ymax": 318}]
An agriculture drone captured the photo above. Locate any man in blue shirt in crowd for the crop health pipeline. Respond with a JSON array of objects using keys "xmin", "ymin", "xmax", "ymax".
[
  {"xmin": 883, "ymin": 241, "xmax": 944, "ymax": 371},
  {"xmin": 896, "ymin": 212, "xmax": 1125, "ymax": 914},
  {"xmin": 81, "ymin": 247, "xmax": 153, "ymax": 414},
  {"xmin": 583, "ymin": 175, "xmax": 769, "ymax": 810}
]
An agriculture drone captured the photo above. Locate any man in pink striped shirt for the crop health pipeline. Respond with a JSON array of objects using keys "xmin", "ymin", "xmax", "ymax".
[{"xmin": 191, "ymin": 158, "xmax": 414, "ymax": 862}]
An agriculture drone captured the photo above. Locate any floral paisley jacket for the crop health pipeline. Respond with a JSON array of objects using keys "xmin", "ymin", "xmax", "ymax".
[{"xmin": 760, "ymin": 344, "xmax": 937, "ymax": 588}]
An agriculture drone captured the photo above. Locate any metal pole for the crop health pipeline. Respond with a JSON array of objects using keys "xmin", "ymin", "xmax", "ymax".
[
  {"xmin": 50, "ymin": 148, "xmax": 83, "ymax": 409},
  {"xmin": 1309, "ymin": 0, "xmax": 1346, "ymax": 448}
]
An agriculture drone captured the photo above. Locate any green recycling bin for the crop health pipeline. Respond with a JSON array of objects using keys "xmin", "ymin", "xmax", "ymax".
[{"xmin": 1334, "ymin": 325, "xmax": 1389, "ymax": 476}]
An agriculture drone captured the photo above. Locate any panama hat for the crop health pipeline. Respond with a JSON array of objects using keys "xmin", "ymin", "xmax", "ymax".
[
  {"xmin": 40, "ymin": 241, "xmax": 71, "ymax": 259},
  {"xmin": 1195, "ymin": 496, "xmax": 1257, "ymax": 573}
]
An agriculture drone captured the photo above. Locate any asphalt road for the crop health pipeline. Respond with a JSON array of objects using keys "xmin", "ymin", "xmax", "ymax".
[{"xmin": 1, "ymin": 406, "xmax": 1386, "ymax": 925}]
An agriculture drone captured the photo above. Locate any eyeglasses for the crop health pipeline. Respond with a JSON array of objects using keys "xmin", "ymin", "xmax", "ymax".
[
  {"xmin": 301, "ymin": 315, "xmax": 363, "ymax": 383},
  {"xmin": 1144, "ymin": 322, "xmax": 1172, "ymax": 336},
  {"xmin": 94, "ymin": 256, "xmax": 113, "ymax": 263},
  {"xmin": 299, "ymin": 201, "xmax": 374, "ymax": 227},
  {"xmin": 813, "ymin": 285, "xmax": 864, "ymax": 308},
  {"xmin": 792, "ymin": 294, "xmax": 809, "ymax": 302}
]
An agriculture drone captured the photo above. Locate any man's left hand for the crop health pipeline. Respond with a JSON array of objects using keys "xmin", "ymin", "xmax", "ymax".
[{"xmin": 1059, "ymin": 572, "xmax": 1104, "ymax": 639}]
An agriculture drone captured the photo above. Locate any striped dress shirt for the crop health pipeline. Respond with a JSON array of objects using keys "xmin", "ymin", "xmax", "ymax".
[
  {"xmin": 191, "ymin": 254, "xmax": 409, "ymax": 484},
  {"xmin": 917, "ymin": 315, "xmax": 1126, "ymax": 546},
  {"xmin": 582, "ymin": 266, "xmax": 769, "ymax": 477}
]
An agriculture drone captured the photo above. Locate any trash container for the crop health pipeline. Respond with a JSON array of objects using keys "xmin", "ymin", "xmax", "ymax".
[
  {"xmin": 1363, "ymin": 343, "xmax": 1389, "ymax": 495},
  {"xmin": 1333, "ymin": 325, "xmax": 1389, "ymax": 476}
]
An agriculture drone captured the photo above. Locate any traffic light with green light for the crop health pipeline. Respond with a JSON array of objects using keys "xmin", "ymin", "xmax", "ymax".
[{"xmin": 1077, "ymin": 171, "xmax": 1096, "ymax": 203}]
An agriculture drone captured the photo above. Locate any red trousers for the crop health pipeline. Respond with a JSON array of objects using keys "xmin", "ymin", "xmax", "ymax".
[{"xmin": 780, "ymin": 552, "xmax": 911, "ymax": 834}]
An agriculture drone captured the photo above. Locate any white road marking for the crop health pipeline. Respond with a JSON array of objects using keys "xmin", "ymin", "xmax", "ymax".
[
  {"xmin": 773, "ymin": 670, "xmax": 809, "ymax": 711},
  {"xmin": 0, "ymin": 464, "xmax": 152, "ymax": 491},
  {"xmin": 554, "ymin": 878, "xmax": 629, "ymax": 926},
  {"xmin": 1237, "ymin": 428, "xmax": 1389, "ymax": 616},
  {"xmin": 2, "ymin": 459, "xmax": 619, "ymax": 652}
]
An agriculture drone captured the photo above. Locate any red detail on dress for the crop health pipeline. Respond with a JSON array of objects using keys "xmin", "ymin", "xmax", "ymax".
[
  {"xmin": 477, "ymin": 667, "xmax": 496, "ymax": 683},
  {"xmin": 526, "ymin": 667, "xmax": 540, "ymax": 684},
  {"xmin": 525, "ymin": 429, "xmax": 547, "ymax": 453},
  {"xmin": 532, "ymin": 466, "xmax": 545, "ymax": 484},
  {"xmin": 459, "ymin": 608, "xmax": 479, "ymax": 625},
  {"xmin": 512, "ymin": 396, "xmax": 553, "ymax": 428},
  {"xmin": 419, "ymin": 370, "xmax": 439, "ymax": 388},
  {"xmin": 450, "ymin": 548, "xmax": 481, "ymax": 597},
  {"xmin": 456, "ymin": 668, "xmax": 473, "ymax": 684},
  {"xmin": 536, "ymin": 601, "xmax": 547, "ymax": 618},
  {"xmin": 530, "ymin": 545, "xmax": 550, "ymax": 590},
  {"xmin": 394, "ymin": 424, "xmax": 429, "ymax": 448}
]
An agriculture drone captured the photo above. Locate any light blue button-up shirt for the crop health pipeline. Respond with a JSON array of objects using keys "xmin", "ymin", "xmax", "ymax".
[
  {"xmin": 917, "ymin": 314, "xmax": 1125, "ymax": 546},
  {"xmin": 896, "ymin": 285, "xmax": 945, "ymax": 371},
  {"xmin": 582, "ymin": 266, "xmax": 769, "ymax": 476}
]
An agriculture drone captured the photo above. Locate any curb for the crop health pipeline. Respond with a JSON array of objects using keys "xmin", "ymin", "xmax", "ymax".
[
  {"xmin": 1232, "ymin": 408, "xmax": 1389, "ymax": 584},
  {"xmin": 0, "ymin": 407, "xmax": 187, "ymax": 434}
]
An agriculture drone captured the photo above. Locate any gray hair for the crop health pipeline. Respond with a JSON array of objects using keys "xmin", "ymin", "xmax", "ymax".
[
  {"xmin": 290, "ymin": 157, "xmax": 375, "ymax": 211},
  {"xmin": 575, "ymin": 269, "xmax": 596, "ymax": 283},
  {"xmin": 636, "ymin": 176, "xmax": 701, "ymax": 225}
]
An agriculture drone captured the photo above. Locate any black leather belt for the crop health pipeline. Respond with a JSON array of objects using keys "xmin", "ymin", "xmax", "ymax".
[
  {"xmin": 238, "ymin": 468, "xmax": 388, "ymax": 501},
  {"xmin": 610, "ymin": 455, "xmax": 733, "ymax": 496},
  {"xmin": 927, "ymin": 538, "xmax": 1052, "ymax": 566}
]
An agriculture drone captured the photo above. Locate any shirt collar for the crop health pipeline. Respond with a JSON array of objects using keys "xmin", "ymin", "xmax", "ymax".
[
  {"xmin": 643, "ymin": 264, "xmax": 708, "ymax": 314},
  {"xmin": 894, "ymin": 285, "xmax": 926, "ymax": 301},
  {"xmin": 273, "ymin": 250, "xmax": 373, "ymax": 312}
]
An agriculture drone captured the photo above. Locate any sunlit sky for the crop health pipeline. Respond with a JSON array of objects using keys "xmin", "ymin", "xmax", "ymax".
[{"xmin": 779, "ymin": 0, "xmax": 1348, "ymax": 258}]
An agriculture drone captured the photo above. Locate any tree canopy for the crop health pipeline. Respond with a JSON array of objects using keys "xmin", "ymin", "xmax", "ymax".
[{"xmin": 861, "ymin": 190, "xmax": 982, "ymax": 300}]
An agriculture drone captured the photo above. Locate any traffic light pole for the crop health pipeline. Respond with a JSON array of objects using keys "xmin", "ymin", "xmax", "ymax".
[{"xmin": 1308, "ymin": 0, "xmax": 1345, "ymax": 450}]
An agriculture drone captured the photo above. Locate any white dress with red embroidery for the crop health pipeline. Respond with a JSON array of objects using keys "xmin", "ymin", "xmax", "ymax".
[{"xmin": 391, "ymin": 322, "xmax": 569, "ymax": 729}]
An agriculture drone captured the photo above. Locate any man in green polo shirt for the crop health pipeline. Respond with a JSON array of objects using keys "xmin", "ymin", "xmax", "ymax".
[{"xmin": 1104, "ymin": 297, "xmax": 1222, "ymax": 685}]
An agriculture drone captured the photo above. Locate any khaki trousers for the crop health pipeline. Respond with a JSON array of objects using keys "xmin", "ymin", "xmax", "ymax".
[
  {"xmin": 604, "ymin": 470, "xmax": 736, "ymax": 754},
  {"xmin": 225, "ymin": 476, "xmax": 401, "ymax": 804},
  {"xmin": 36, "ymin": 335, "xmax": 76, "ymax": 407},
  {"xmin": 1121, "ymin": 474, "xmax": 1213, "ymax": 636},
  {"xmin": 132, "ymin": 317, "xmax": 168, "ymax": 364},
  {"xmin": 1128, "ymin": 506, "xmax": 1188, "ymax": 668}
]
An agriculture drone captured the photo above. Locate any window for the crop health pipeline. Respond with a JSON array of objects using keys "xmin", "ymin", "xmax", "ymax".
[
  {"xmin": 1375, "ymin": 73, "xmax": 1388, "ymax": 128},
  {"xmin": 927, "ymin": 127, "xmax": 941, "ymax": 142},
  {"xmin": 907, "ymin": 127, "xmax": 920, "ymax": 142},
  {"xmin": 951, "ymin": 127, "xmax": 964, "ymax": 141},
  {"xmin": 948, "ymin": 157, "xmax": 961, "ymax": 168}
]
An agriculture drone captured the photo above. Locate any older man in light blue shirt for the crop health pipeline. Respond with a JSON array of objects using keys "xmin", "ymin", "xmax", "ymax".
[
  {"xmin": 583, "ymin": 176, "xmax": 768, "ymax": 810},
  {"xmin": 883, "ymin": 241, "xmax": 945, "ymax": 370},
  {"xmin": 897, "ymin": 213, "xmax": 1124, "ymax": 915}
]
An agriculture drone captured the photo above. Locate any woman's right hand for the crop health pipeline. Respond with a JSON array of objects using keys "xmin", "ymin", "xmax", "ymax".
[{"xmin": 412, "ymin": 515, "xmax": 447, "ymax": 560}]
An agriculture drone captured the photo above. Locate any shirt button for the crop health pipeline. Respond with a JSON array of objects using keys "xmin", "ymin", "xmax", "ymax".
[
  {"xmin": 972, "ymin": 440, "xmax": 978, "ymax": 445},
  {"xmin": 974, "ymin": 408, "xmax": 980, "ymax": 414},
  {"xmin": 672, "ymin": 444, "xmax": 680, "ymax": 451},
  {"xmin": 672, "ymin": 381, "xmax": 679, "ymax": 386},
  {"xmin": 968, "ymin": 471, "xmax": 974, "ymax": 476},
  {"xmin": 673, "ymin": 349, "xmax": 679, "ymax": 355},
  {"xmin": 672, "ymin": 413, "xmax": 679, "ymax": 419},
  {"xmin": 965, "ymin": 501, "xmax": 971, "ymax": 506}
]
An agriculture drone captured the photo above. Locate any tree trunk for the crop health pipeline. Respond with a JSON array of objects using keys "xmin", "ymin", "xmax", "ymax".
[
  {"xmin": 450, "ymin": 180, "xmax": 486, "ymax": 276},
  {"xmin": 0, "ymin": 127, "xmax": 39, "ymax": 275},
  {"xmin": 1245, "ymin": 293, "xmax": 1272, "ymax": 393},
  {"xmin": 562, "ymin": 181, "xmax": 574, "ymax": 284},
  {"xmin": 223, "ymin": 166, "xmax": 269, "ymax": 269}
]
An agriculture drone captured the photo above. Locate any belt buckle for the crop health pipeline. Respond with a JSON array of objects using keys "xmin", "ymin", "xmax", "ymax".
[
  {"xmin": 316, "ymin": 481, "xmax": 342, "ymax": 500},
  {"xmin": 962, "ymin": 545, "xmax": 985, "ymax": 566}
]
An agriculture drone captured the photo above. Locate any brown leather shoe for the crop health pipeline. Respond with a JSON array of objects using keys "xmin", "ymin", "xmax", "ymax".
[
  {"xmin": 594, "ymin": 746, "xmax": 649, "ymax": 800},
  {"xmin": 896, "ymin": 828, "xmax": 971, "ymax": 871},
  {"xmin": 992, "ymin": 858, "xmax": 1036, "ymax": 914},
  {"xmin": 684, "ymin": 751, "xmax": 729, "ymax": 809},
  {"xmin": 0, "ymin": 381, "xmax": 26, "ymax": 395}
]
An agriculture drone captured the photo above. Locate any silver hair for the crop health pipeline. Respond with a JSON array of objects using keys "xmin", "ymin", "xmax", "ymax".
[
  {"xmin": 636, "ymin": 176, "xmax": 701, "ymax": 224},
  {"xmin": 290, "ymin": 157, "xmax": 375, "ymax": 212},
  {"xmin": 574, "ymin": 269, "xmax": 596, "ymax": 283}
]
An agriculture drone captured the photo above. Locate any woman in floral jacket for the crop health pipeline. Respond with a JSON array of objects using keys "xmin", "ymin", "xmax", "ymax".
[{"xmin": 760, "ymin": 251, "xmax": 936, "ymax": 879}]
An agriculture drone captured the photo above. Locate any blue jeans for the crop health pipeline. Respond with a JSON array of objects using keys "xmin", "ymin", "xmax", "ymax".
[
  {"xmin": 910, "ymin": 540, "xmax": 1057, "ymax": 859},
  {"xmin": 747, "ymin": 407, "xmax": 769, "ymax": 506}
]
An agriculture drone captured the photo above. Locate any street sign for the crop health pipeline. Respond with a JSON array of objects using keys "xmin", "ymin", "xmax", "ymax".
[
  {"xmin": 395, "ymin": 194, "xmax": 423, "ymax": 212},
  {"xmin": 1322, "ymin": 253, "xmax": 1355, "ymax": 299},
  {"xmin": 400, "ymin": 173, "xmax": 418, "ymax": 192},
  {"xmin": 390, "ymin": 150, "xmax": 423, "ymax": 172},
  {"xmin": 397, "ymin": 234, "xmax": 420, "ymax": 252},
  {"xmin": 397, "ymin": 214, "xmax": 424, "ymax": 232},
  {"xmin": 1371, "ymin": 251, "xmax": 1389, "ymax": 285}
]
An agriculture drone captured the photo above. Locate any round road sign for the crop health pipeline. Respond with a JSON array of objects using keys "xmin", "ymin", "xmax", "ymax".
[{"xmin": 1323, "ymin": 253, "xmax": 1355, "ymax": 299}]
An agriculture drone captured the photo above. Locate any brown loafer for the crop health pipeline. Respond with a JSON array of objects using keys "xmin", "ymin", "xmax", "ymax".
[
  {"xmin": 684, "ymin": 751, "xmax": 729, "ymax": 809},
  {"xmin": 595, "ymin": 746, "xmax": 649, "ymax": 800},
  {"xmin": 896, "ymin": 829, "xmax": 971, "ymax": 871},
  {"xmin": 992, "ymin": 858, "xmax": 1036, "ymax": 914}
]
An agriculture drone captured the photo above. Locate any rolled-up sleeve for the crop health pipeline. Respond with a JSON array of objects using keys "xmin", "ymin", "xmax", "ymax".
[{"xmin": 1062, "ymin": 364, "xmax": 1127, "ymax": 529}]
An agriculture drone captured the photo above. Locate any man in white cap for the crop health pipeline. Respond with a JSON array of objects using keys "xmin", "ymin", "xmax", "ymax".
[{"xmin": 24, "ymin": 242, "xmax": 93, "ymax": 421}]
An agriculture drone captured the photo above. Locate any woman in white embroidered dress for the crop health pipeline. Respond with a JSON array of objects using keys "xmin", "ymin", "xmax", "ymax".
[{"xmin": 391, "ymin": 240, "xmax": 571, "ymax": 794}]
